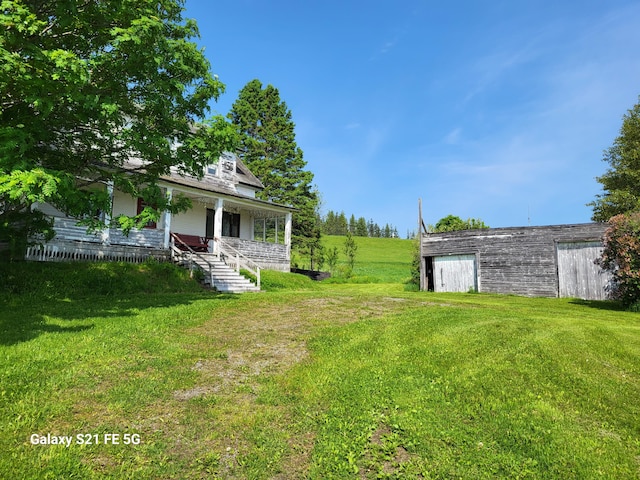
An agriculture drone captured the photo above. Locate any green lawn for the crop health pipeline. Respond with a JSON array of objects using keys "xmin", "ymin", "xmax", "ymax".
[{"xmin": 1, "ymin": 261, "xmax": 639, "ymax": 479}]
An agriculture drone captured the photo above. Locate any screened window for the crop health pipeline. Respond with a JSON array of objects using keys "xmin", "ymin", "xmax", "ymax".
[
  {"xmin": 222, "ymin": 212, "xmax": 240, "ymax": 238},
  {"xmin": 253, "ymin": 217, "xmax": 285, "ymax": 243}
]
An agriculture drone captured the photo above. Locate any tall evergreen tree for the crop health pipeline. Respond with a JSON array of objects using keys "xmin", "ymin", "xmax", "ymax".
[
  {"xmin": 323, "ymin": 210, "xmax": 337, "ymax": 235},
  {"xmin": 336, "ymin": 211, "xmax": 348, "ymax": 235},
  {"xmin": 368, "ymin": 219, "xmax": 375, "ymax": 237},
  {"xmin": 356, "ymin": 217, "xmax": 368, "ymax": 236},
  {"xmin": 228, "ymin": 79, "xmax": 320, "ymax": 248},
  {"xmin": 349, "ymin": 214, "xmax": 356, "ymax": 234}
]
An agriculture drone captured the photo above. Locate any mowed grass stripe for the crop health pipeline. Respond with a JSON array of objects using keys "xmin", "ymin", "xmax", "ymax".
[{"xmin": 286, "ymin": 295, "xmax": 640, "ymax": 479}]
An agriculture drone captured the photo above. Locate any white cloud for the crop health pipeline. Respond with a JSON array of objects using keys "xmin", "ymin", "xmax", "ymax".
[
  {"xmin": 461, "ymin": 43, "xmax": 542, "ymax": 104},
  {"xmin": 380, "ymin": 39, "xmax": 397, "ymax": 54},
  {"xmin": 443, "ymin": 128, "xmax": 462, "ymax": 145}
]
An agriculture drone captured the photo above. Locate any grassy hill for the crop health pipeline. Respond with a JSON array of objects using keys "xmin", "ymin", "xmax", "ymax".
[{"xmin": 293, "ymin": 235, "xmax": 414, "ymax": 283}]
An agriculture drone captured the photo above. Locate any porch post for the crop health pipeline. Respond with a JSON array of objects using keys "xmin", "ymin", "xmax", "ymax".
[
  {"xmin": 213, "ymin": 197, "xmax": 224, "ymax": 255},
  {"xmin": 284, "ymin": 212, "xmax": 292, "ymax": 260},
  {"xmin": 101, "ymin": 180, "xmax": 114, "ymax": 244},
  {"xmin": 163, "ymin": 187, "xmax": 173, "ymax": 249}
]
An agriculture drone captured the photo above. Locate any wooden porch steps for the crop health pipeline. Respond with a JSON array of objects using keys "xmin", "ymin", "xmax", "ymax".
[{"xmin": 177, "ymin": 255, "xmax": 261, "ymax": 293}]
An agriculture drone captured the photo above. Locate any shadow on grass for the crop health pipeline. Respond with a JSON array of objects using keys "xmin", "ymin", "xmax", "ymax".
[
  {"xmin": 569, "ymin": 299, "xmax": 625, "ymax": 312},
  {"xmin": 0, "ymin": 292, "xmax": 239, "ymax": 346}
]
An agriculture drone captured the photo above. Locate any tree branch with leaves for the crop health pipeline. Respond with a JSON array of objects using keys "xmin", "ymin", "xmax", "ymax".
[
  {"xmin": 0, "ymin": 0, "xmax": 235, "ymax": 259},
  {"xmin": 590, "ymin": 97, "xmax": 640, "ymax": 221}
]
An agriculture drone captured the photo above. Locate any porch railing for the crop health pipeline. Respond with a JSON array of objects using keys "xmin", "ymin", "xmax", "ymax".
[
  {"xmin": 170, "ymin": 233, "xmax": 216, "ymax": 286},
  {"xmin": 51, "ymin": 217, "xmax": 164, "ymax": 248},
  {"xmin": 218, "ymin": 238, "xmax": 261, "ymax": 289},
  {"xmin": 24, "ymin": 242, "xmax": 167, "ymax": 263}
]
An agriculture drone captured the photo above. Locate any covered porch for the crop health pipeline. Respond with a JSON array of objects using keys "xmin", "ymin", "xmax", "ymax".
[
  {"xmin": 161, "ymin": 183, "xmax": 292, "ymax": 271},
  {"xmin": 27, "ymin": 182, "xmax": 293, "ymax": 272}
]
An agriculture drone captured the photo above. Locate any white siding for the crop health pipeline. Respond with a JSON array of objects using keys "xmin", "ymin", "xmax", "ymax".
[
  {"xmin": 236, "ymin": 185, "xmax": 257, "ymax": 198},
  {"xmin": 557, "ymin": 241, "xmax": 611, "ymax": 300},
  {"xmin": 172, "ymin": 202, "xmax": 207, "ymax": 237},
  {"xmin": 239, "ymin": 209, "xmax": 254, "ymax": 240},
  {"xmin": 169, "ymin": 203, "xmax": 253, "ymax": 243},
  {"xmin": 112, "ymin": 190, "xmax": 137, "ymax": 217},
  {"xmin": 433, "ymin": 255, "xmax": 477, "ymax": 293}
]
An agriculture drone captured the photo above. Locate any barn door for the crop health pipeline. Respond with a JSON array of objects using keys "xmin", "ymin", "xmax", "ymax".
[
  {"xmin": 433, "ymin": 254, "xmax": 477, "ymax": 293},
  {"xmin": 557, "ymin": 241, "xmax": 610, "ymax": 300}
]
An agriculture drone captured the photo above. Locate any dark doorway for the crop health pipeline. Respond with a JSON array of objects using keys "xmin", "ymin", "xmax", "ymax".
[
  {"xmin": 205, "ymin": 208, "xmax": 215, "ymax": 239},
  {"xmin": 425, "ymin": 256, "xmax": 434, "ymax": 291}
]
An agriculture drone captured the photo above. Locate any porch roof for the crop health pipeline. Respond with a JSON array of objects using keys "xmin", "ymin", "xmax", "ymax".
[
  {"xmin": 159, "ymin": 176, "xmax": 295, "ymax": 214},
  {"xmin": 122, "ymin": 154, "xmax": 295, "ymax": 214}
]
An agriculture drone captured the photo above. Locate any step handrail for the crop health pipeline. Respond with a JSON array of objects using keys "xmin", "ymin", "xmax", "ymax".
[
  {"xmin": 170, "ymin": 232, "xmax": 216, "ymax": 285},
  {"xmin": 218, "ymin": 238, "xmax": 261, "ymax": 289}
]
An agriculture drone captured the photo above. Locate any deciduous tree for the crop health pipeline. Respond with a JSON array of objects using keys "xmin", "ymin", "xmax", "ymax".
[
  {"xmin": 431, "ymin": 215, "xmax": 489, "ymax": 232},
  {"xmin": 343, "ymin": 231, "xmax": 357, "ymax": 277},
  {"xmin": 598, "ymin": 212, "xmax": 640, "ymax": 308},
  {"xmin": 590, "ymin": 98, "xmax": 640, "ymax": 221},
  {"xmin": 325, "ymin": 246, "xmax": 339, "ymax": 274},
  {"xmin": 0, "ymin": 0, "xmax": 235, "ymax": 259}
]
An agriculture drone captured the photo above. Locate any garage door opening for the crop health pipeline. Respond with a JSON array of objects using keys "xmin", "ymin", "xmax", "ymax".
[{"xmin": 426, "ymin": 254, "xmax": 478, "ymax": 293}]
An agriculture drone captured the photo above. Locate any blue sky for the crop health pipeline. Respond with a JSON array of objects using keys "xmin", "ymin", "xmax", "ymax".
[{"xmin": 184, "ymin": 0, "xmax": 640, "ymax": 236}]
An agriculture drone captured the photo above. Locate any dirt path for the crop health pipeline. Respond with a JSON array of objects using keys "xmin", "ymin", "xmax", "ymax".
[
  {"xmin": 171, "ymin": 293, "xmax": 420, "ymax": 478},
  {"xmin": 178, "ymin": 295, "xmax": 417, "ymax": 398}
]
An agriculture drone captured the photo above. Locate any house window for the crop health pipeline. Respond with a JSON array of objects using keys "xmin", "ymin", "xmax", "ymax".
[
  {"xmin": 254, "ymin": 218, "xmax": 266, "ymax": 242},
  {"xmin": 205, "ymin": 210, "xmax": 240, "ymax": 238},
  {"xmin": 222, "ymin": 212, "xmax": 240, "ymax": 238},
  {"xmin": 136, "ymin": 197, "xmax": 157, "ymax": 229},
  {"xmin": 205, "ymin": 164, "xmax": 217, "ymax": 176},
  {"xmin": 253, "ymin": 216, "xmax": 285, "ymax": 244}
]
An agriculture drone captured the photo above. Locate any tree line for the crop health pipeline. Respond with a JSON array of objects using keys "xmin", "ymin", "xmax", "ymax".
[{"xmin": 320, "ymin": 210, "xmax": 399, "ymax": 238}]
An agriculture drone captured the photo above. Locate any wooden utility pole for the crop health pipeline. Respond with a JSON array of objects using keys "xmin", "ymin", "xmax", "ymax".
[{"xmin": 418, "ymin": 198, "xmax": 425, "ymax": 291}]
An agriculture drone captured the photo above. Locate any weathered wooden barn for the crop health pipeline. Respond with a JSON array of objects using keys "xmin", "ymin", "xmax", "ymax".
[{"xmin": 420, "ymin": 223, "xmax": 612, "ymax": 300}]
